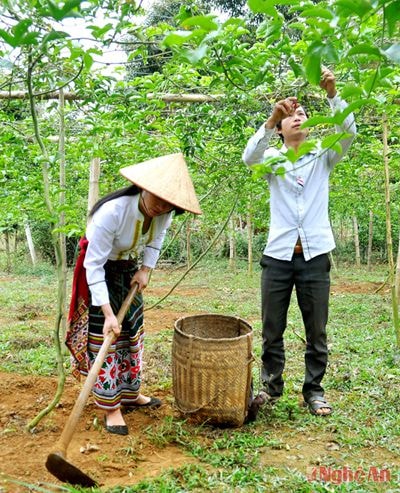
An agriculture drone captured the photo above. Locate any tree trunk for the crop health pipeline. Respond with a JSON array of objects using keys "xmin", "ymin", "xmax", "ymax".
[
  {"xmin": 367, "ymin": 210, "xmax": 373, "ymax": 271},
  {"xmin": 24, "ymin": 223, "xmax": 37, "ymax": 265},
  {"xmin": 247, "ymin": 210, "xmax": 253, "ymax": 276},
  {"xmin": 382, "ymin": 114, "xmax": 400, "ymax": 347},
  {"xmin": 395, "ymin": 223, "xmax": 400, "ymax": 302},
  {"xmin": 58, "ymin": 89, "xmax": 68, "ymax": 344},
  {"xmin": 186, "ymin": 217, "xmax": 191, "ymax": 269},
  {"xmin": 228, "ymin": 216, "xmax": 236, "ymax": 270},
  {"xmin": 4, "ymin": 231, "xmax": 10, "ymax": 272},
  {"xmin": 352, "ymin": 216, "xmax": 361, "ymax": 267},
  {"xmin": 26, "ymin": 68, "xmax": 66, "ymax": 430},
  {"xmin": 396, "ymin": 223, "xmax": 400, "ymax": 301}
]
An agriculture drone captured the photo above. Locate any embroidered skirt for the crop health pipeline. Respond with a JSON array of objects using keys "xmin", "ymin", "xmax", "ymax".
[{"xmin": 88, "ymin": 259, "xmax": 144, "ymax": 410}]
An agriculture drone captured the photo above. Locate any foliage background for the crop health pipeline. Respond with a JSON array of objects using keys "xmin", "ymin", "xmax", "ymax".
[{"xmin": 0, "ymin": 0, "xmax": 399, "ymax": 268}]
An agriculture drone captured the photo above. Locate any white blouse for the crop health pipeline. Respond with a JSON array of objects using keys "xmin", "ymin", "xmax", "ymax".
[{"xmin": 84, "ymin": 194, "xmax": 172, "ymax": 306}]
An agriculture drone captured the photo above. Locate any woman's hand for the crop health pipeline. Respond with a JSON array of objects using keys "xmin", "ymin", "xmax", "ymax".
[
  {"xmin": 131, "ymin": 266, "xmax": 151, "ymax": 292},
  {"xmin": 101, "ymin": 303, "xmax": 121, "ymax": 337}
]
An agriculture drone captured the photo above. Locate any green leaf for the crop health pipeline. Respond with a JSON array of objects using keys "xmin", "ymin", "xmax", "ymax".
[
  {"xmin": 321, "ymin": 133, "xmax": 344, "ymax": 154},
  {"xmin": 0, "ymin": 29, "xmax": 17, "ymax": 48},
  {"xmin": 304, "ymin": 53, "xmax": 321, "ymax": 85},
  {"xmin": 46, "ymin": 0, "xmax": 83, "ymax": 20},
  {"xmin": 363, "ymin": 68, "xmax": 393, "ymax": 94},
  {"xmin": 13, "ymin": 19, "xmax": 32, "ymax": 41},
  {"xmin": 296, "ymin": 140, "xmax": 318, "ymax": 158},
  {"xmin": 384, "ymin": 44, "xmax": 400, "ymax": 64},
  {"xmin": 182, "ymin": 44, "xmax": 208, "ymax": 64},
  {"xmin": 282, "ymin": 141, "xmax": 317, "ymax": 162},
  {"xmin": 340, "ymin": 84, "xmax": 364, "ymax": 99},
  {"xmin": 251, "ymin": 163, "xmax": 273, "ymax": 179},
  {"xmin": 256, "ymin": 19, "xmax": 282, "ymax": 38},
  {"xmin": 83, "ymin": 52, "xmax": 93, "ymax": 69},
  {"xmin": 88, "ymin": 24, "xmax": 114, "ymax": 39},
  {"xmin": 42, "ymin": 30, "xmax": 69, "ymax": 44},
  {"xmin": 274, "ymin": 166, "xmax": 286, "ymax": 176},
  {"xmin": 288, "ymin": 57, "xmax": 303, "ymax": 78},
  {"xmin": 162, "ymin": 31, "xmax": 193, "ymax": 47},
  {"xmin": 323, "ymin": 42, "xmax": 339, "ymax": 63},
  {"xmin": 248, "ymin": 0, "xmax": 277, "ymax": 17},
  {"xmin": 176, "ymin": 5, "xmax": 194, "ymax": 23},
  {"xmin": 335, "ymin": 0, "xmax": 372, "ymax": 18},
  {"xmin": 301, "ymin": 115, "xmax": 337, "ymax": 128},
  {"xmin": 19, "ymin": 32, "xmax": 40, "ymax": 46},
  {"xmin": 301, "ymin": 7, "xmax": 333, "ymax": 19},
  {"xmin": 385, "ymin": 1, "xmax": 400, "ymax": 37},
  {"xmin": 181, "ymin": 15, "xmax": 219, "ymax": 32},
  {"xmin": 304, "ymin": 40, "xmax": 324, "ymax": 85},
  {"xmin": 334, "ymin": 99, "xmax": 375, "ymax": 124},
  {"xmin": 284, "ymin": 147, "xmax": 297, "ymax": 163},
  {"xmin": 347, "ymin": 44, "xmax": 383, "ymax": 58}
]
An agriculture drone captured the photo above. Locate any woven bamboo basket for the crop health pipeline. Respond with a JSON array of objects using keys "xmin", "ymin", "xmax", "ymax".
[{"xmin": 172, "ymin": 314, "xmax": 253, "ymax": 426}]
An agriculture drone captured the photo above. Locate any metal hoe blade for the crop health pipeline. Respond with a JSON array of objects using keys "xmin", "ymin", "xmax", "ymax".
[{"xmin": 45, "ymin": 452, "xmax": 97, "ymax": 487}]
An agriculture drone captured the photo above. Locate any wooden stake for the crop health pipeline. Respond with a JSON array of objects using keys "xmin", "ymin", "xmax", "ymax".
[{"xmin": 88, "ymin": 158, "xmax": 101, "ymax": 216}]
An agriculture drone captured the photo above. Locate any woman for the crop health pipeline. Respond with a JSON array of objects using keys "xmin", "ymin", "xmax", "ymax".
[{"xmin": 66, "ymin": 153, "xmax": 201, "ymax": 435}]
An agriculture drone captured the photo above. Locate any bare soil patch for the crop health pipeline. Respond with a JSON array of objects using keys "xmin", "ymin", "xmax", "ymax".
[
  {"xmin": 0, "ymin": 277, "xmax": 396, "ymax": 492},
  {"xmin": 0, "ymin": 371, "xmax": 197, "ymax": 492}
]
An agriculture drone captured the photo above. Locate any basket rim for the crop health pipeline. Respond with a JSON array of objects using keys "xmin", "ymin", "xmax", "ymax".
[{"xmin": 174, "ymin": 313, "xmax": 252, "ymax": 342}]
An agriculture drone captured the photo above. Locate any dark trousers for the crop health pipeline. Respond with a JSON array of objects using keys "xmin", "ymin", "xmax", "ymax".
[{"xmin": 260, "ymin": 253, "xmax": 331, "ymax": 401}]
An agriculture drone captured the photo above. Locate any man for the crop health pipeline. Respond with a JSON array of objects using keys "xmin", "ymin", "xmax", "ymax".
[{"xmin": 242, "ymin": 69, "xmax": 356, "ymax": 416}]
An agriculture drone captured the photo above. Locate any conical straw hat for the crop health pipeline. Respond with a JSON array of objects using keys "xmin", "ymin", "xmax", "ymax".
[{"xmin": 119, "ymin": 153, "xmax": 202, "ymax": 215}]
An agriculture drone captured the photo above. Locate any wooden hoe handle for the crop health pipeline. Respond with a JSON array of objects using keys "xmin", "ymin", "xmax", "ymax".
[{"xmin": 56, "ymin": 283, "xmax": 139, "ymax": 455}]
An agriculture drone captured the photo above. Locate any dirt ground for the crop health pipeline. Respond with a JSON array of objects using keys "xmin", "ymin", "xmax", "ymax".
[{"xmin": 0, "ymin": 279, "xmax": 394, "ymax": 492}]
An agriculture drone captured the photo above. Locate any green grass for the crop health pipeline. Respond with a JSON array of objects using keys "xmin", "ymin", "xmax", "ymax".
[{"xmin": 1, "ymin": 258, "xmax": 400, "ymax": 492}]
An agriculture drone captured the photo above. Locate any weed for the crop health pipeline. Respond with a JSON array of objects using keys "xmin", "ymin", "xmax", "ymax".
[
  {"xmin": 144, "ymin": 416, "xmax": 190, "ymax": 448},
  {"xmin": 117, "ymin": 436, "xmax": 143, "ymax": 460},
  {"xmin": 1, "ymin": 261, "xmax": 400, "ymax": 492}
]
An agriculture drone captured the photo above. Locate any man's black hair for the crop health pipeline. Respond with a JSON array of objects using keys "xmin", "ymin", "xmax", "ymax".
[{"xmin": 276, "ymin": 105, "xmax": 309, "ymax": 143}]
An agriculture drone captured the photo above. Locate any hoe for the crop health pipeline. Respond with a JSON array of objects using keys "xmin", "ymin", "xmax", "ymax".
[{"xmin": 46, "ymin": 284, "xmax": 138, "ymax": 487}]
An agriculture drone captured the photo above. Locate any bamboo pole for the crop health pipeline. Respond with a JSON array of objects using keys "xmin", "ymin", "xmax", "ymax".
[
  {"xmin": 352, "ymin": 216, "xmax": 361, "ymax": 268},
  {"xmin": 396, "ymin": 223, "xmax": 400, "ymax": 301},
  {"xmin": 24, "ymin": 223, "xmax": 37, "ymax": 265},
  {"xmin": 367, "ymin": 210, "xmax": 373, "ymax": 271},
  {"xmin": 229, "ymin": 216, "xmax": 236, "ymax": 271},
  {"xmin": 2, "ymin": 90, "xmax": 399, "ymax": 105},
  {"xmin": 0, "ymin": 91, "xmax": 80, "ymax": 100},
  {"xmin": 382, "ymin": 114, "xmax": 400, "ymax": 347},
  {"xmin": 88, "ymin": 158, "xmax": 101, "ymax": 216},
  {"xmin": 58, "ymin": 89, "xmax": 68, "ymax": 344},
  {"xmin": 4, "ymin": 230, "xmax": 10, "ymax": 272},
  {"xmin": 247, "ymin": 210, "xmax": 253, "ymax": 276},
  {"xmin": 186, "ymin": 217, "xmax": 191, "ymax": 269}
]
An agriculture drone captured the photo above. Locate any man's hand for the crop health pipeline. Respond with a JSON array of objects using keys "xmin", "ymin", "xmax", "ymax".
[
  {"xmin": 265, "ymin": 97, "xmax": 299, "ymax": 129},
  {"xmin": 320, "ymin": 68, "xmax": 337, "ymax": 98}
]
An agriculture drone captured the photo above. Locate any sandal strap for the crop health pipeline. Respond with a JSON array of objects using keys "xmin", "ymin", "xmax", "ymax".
[
  {"xmin": 307, "ymin": 396, "xmax": 332, "ymax": 409},
  {"xmin": 307, "ymin": 395, "xmax": 325, "ymax": 403}
]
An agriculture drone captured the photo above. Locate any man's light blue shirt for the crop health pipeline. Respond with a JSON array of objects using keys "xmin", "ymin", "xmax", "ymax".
[{"xmin": 242, "ymin": 95, "xmax": 356, "ymax": 261}]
